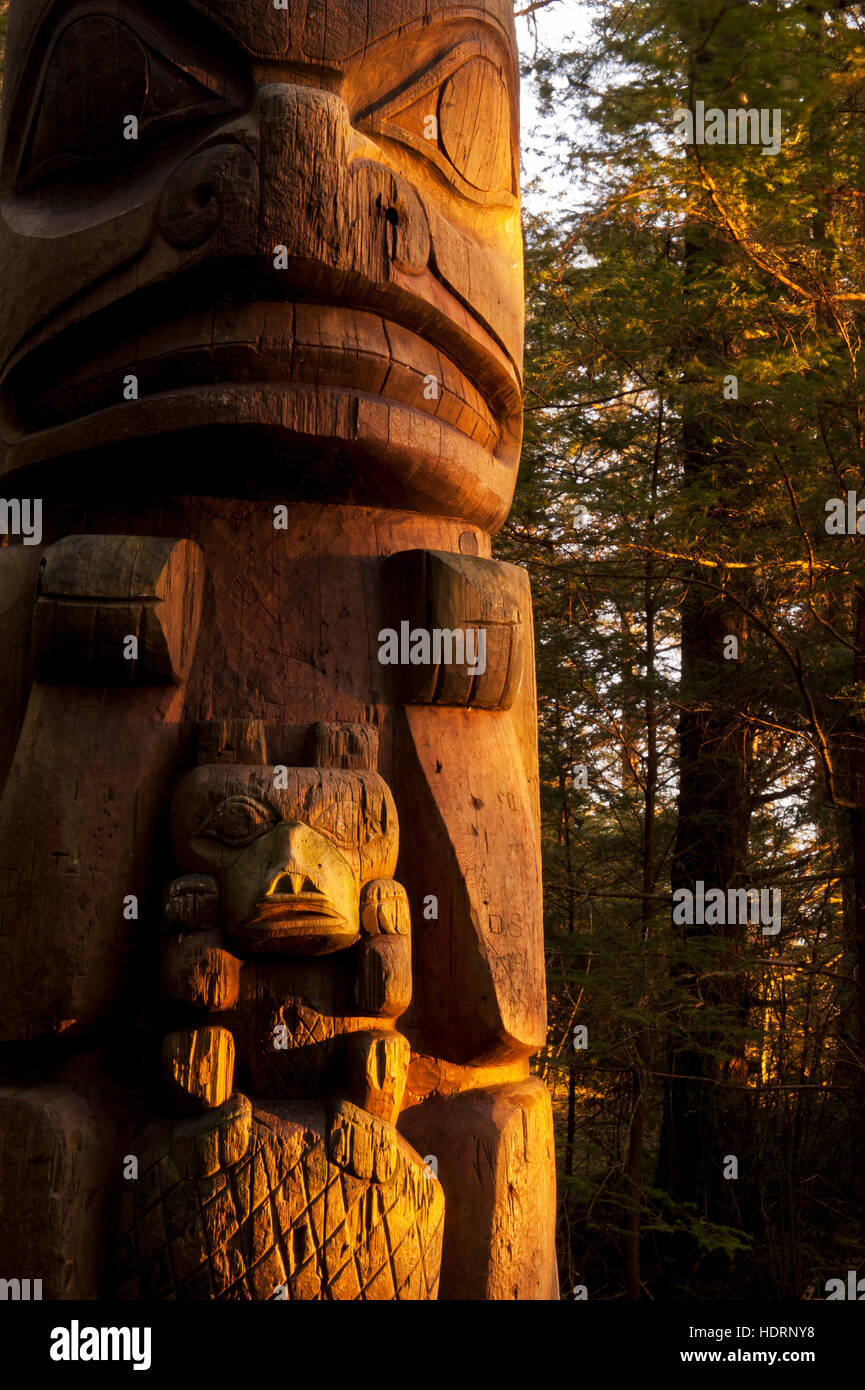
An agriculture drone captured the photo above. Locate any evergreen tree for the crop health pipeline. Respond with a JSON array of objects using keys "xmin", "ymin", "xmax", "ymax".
[{"xmin": 502, "ymin": 0, "xmax": 865, "ymax": 1297}]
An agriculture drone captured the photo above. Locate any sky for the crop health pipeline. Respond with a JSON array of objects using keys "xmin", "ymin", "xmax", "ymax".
[{"xmin": 517, "ymin": 0, "xmax": 593, "ymax": 210}]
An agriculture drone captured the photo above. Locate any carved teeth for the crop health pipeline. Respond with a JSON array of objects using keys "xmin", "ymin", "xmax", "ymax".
[{"xmin": 269, "ymin": 872, "xmax": 314, "ymax": 895}]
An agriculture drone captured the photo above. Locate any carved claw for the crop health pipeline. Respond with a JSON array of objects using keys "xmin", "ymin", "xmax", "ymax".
[
  {"xmin": 162, "ymin": 1025, "xmax": 236, "ymax": 1114},
  {"xmin": 345, "ymin": 1030, "xmax": 410, "ymax": 1125},
  {"xmin": 162, "ymin": 874, "xmax": 240, "ymax": 1011},
  {"xmin": 170, "ymin": 1092, "xmax": 253, "ymax": 1180},
  {"xmin": 163, "ymin": 873, "xmax": 220, "ymax": 932},
  {"xmin": 359, "ymin": 878, "xmax": 410, "ymax": 935},
  {"xmin": 355, "ymin": 932, "xmax": 411, "ymax": 1018},
  {"xmin": 162, "ymin": 929, "xmax": 241, "ymax": 1011},
  {"xmin": 326, "ymin": 1098, "xmax": 401, "ymax": 1182}
]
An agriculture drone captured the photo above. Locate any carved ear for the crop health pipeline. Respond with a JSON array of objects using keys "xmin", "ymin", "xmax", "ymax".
[
  {"xmin": 34, "ymin": 534, "xmax": 204, "ymax": 685},
  {"xmin": 194, "ymin": 720, "xmax": 378, "ymax": 768},
  {"xmin": 196, "ymin": 719, "xmax": 267, "ymax": 765},
  {"xmin": 305, "ymin": 721, "xmax": 379, "ymax": 771},
  {"xmin": 381, "ymin": 549, "xmax": 525, "ymax": 709}
]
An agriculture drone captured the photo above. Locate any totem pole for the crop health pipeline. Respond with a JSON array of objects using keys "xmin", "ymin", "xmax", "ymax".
[{"xmin": 0, "ymin": 0, "xmax": 557, "ymax": 1299}]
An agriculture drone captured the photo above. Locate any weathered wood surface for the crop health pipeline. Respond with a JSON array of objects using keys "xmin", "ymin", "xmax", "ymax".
[
  {"xmin": 116, "ymin": 1099, "xmax": 444, "ymax": 1300},
  {"xmin": 0, "ymin": 0, "xmax": 556, "ymax": 1300}
]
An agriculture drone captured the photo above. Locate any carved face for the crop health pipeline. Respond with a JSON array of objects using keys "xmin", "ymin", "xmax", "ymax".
[
  {"xmin": 172, "ymin": 764, "xmax": 398, "ymax": 954},
  {"xmin": 0, "ymin": 1, "xmax": 523, "ymax": 528}
]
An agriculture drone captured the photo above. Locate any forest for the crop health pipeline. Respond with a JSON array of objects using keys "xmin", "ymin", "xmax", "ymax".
[
  {"xmin": 506, "ymin": 0, "xmax": 865, "ymax": 1299},
  {"xmin": 1, "ymin": 0, "xmax": 863, "ymax": 1305}
]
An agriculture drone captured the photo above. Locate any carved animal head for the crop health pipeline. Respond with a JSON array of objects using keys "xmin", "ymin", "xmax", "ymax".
[
  {"xmin": 0, "ymin": 0, "xmax": 523, "ymax": 528},
  {"xmin": 171, "ymin": 765, "xmax": 398, "ymax": 954}
]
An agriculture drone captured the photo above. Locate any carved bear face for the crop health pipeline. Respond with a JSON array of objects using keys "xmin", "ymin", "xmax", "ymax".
[{"xmin": 171, "ymin": 765, "xmax": 398, "ymax": 954}]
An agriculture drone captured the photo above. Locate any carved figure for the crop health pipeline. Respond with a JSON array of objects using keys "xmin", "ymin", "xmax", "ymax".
[{"xmin": 117, "ymin": 730, "xmax": 443, "ymax": 1300}]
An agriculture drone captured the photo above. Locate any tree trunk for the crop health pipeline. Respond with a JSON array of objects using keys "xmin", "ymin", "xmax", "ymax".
[{"xmin": 656, "ymin": 172, "xmax": 753, "ymax": 1257}]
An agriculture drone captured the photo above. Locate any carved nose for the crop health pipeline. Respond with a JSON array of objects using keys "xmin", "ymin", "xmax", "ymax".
[
  {"xmin": 254, "ymin": 84, "xmax": 430, "ymax": 278},
  {"xmin": 158, "ymin": 85, "xmax": 429, "ymax": 278}
]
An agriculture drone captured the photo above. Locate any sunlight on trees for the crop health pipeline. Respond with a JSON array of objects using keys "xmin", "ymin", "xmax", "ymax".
[{"xmin": 503, "ymin": 0, "xmax": 865, "ymax": 1300}]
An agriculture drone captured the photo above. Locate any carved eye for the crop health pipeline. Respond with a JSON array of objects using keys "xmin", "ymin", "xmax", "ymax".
[
  {"xmin": 311, "ymin": 799, "xmax": 361, "ymax": 848},
  {"xmin": 20, "ymin": 16, "xmax": 238, "ymax": 181},
  {"xmin": 198, "ymin": 796, "xmax": 275, "ymax": 847},
  {"xmin": 436, "ymin": 60, "xmax": 512, "ymax": 194},
  {"xmin": 354, "ymin": 44, "xmax": 517, "ymax": 206}
]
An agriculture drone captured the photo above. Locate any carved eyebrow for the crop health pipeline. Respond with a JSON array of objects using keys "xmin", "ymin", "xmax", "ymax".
[
  {"xmin": 343, "ymin": 5, "xmax": 517, "ymax": 61},
  {"xmin": 351, "ymin": 20, "xmax": 516, "ymax": 107},
  {"xmin": 1, "ymin": 0, "xmax": 251, "ymax": 178},
  {"xmin": 200, "ymin": 791, "xmax": 272, "ymax": 818},
  {"xmin": 32, "ymin": 1, "xmax": 249, "ymax": 92},
  {"xmin": 353, "ymin": 35, "xmax": 514, "ymax": 128},
  {"xmin": 289, "ymin": 1, "xmax": 516, "ymax": 70}
]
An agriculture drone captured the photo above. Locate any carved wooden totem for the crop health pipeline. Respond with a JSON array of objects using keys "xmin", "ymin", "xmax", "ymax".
[{"xmin": 0, "ymin": 0, "xmax": 557, "ymax": 1299}]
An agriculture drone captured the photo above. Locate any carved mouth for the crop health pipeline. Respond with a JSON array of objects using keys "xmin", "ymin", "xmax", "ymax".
[
  {"xmin": 254, "ymin": 892, "xmax": 343, "ymax": 922},
  {"xmin": 0, "ymin": 262, "xmax": 523, "ymax": 528},
  {"xmin": 4, "ymin": 302, "xmax": 500, "ymax": 452},
  {"xmin": 230, "ymin": 893, "xmax": 358, "ymax": 956}
]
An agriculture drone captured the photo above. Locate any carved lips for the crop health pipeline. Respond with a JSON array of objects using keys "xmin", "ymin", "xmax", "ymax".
[
  {"xmin": 242, "ymin": 891, "xmax": 352, "ymax": 954},
  {"xmin": 5, "ymin": 301, "xmax": 501, "ymax": 458}
]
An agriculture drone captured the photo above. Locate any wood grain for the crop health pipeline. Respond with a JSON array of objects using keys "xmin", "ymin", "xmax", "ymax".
[{"xmin": 0, "ymin": 0, "xmax": 554, "ymax": 1301}]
